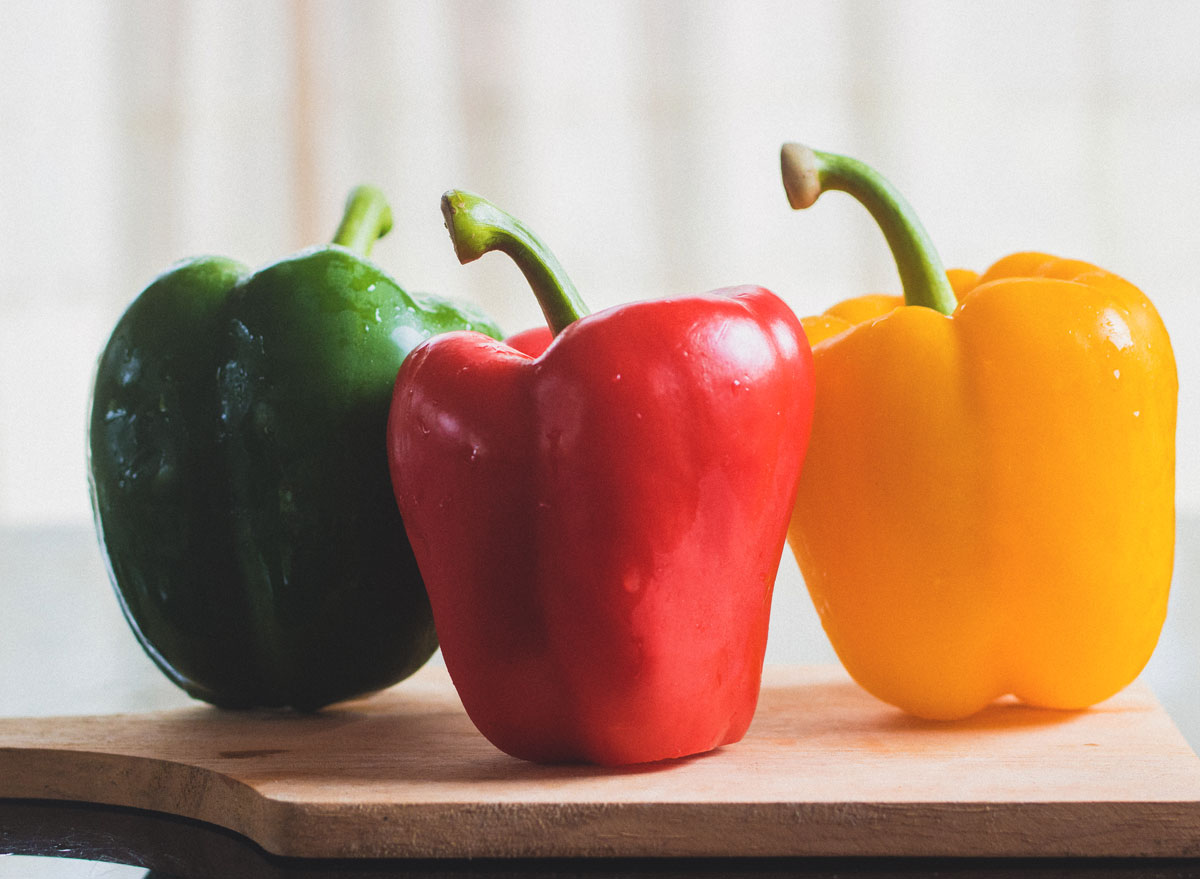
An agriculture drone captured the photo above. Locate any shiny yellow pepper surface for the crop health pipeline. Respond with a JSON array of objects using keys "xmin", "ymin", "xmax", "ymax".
[{"xmin": 781, "ymin": 144, "xmax": 1177, "ymax": 720}]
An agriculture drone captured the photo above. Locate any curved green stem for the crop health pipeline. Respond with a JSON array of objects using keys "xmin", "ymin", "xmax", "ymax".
[
  {"xmin": 780, "ymin": 143, "xmax": 957, "ymax": 315},
  {"xmin": 332, "ymin": 185, "xmax": 393, "ymax": 257},
  {"xmin": 441, "ymin": 190, "xmax": 589, "ymax": 337}
]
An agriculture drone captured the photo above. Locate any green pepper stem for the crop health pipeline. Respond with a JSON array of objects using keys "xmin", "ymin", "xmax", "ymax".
[
  {"xmin": 780, "ymin": 143, "xmax": 957, "ymax": 315},
  {"xmin": 441, "ymin": 190, "xmax": 589, "ymax": 337},
  {"xmin": 332, "ymin": 185, "xmax": 394, "ymax": 257}
]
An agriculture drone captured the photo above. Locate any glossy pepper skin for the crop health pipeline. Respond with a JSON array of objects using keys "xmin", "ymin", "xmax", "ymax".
[
  {"xmin": 387, "ymin": 192, "xmax": 814, "ymax": 765},
  {"xmin": 89, "ymin": 187, "xmax": 501, "ymax": 710},
  {"xmin": 780, "ymin": 144, "xmax": 1177, "ymax": 721}
]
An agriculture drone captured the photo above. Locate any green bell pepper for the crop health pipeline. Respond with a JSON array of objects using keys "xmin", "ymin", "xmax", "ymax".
[{"xmin": 89, "ymin": 186, "xmax": 501, "ymax": 710}]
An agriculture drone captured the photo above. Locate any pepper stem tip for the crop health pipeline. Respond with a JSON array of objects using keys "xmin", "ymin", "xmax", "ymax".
[
  {"xmin": 781, "ymin": 143, "xmax": 822, "ymax": 210},
  {"xmin": 441, "ymin": 190, "xmax": 495, "ymax": 266}
]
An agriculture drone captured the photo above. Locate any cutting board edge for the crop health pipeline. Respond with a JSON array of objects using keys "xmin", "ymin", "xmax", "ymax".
[
  {"xmin": 236, "ymin": 798, "xmax": 1200, "ymax": 859},
  {"xmin": 5, "ymin": 745, "xmax": 1200, "ymax": 861}
]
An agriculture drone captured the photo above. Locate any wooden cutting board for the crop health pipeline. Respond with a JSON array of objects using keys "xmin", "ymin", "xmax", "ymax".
[{"xmin": 1, "ymin": 664, "xmax": 1198, "ymax": 860}]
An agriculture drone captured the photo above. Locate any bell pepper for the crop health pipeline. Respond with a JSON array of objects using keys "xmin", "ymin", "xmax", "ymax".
[
  {"xmin": 89, "ymin": 186, "xmax": 501, "ymax": 710},
  {"xmin": 387, "ymin": 191, "xmax": 814, "ymax": 765},
  {"xmin": 779, "ymin": 143, "xmax": 1177, "ymax": 720}
]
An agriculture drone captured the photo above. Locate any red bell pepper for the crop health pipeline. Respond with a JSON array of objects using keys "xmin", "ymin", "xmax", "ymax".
[{"xmin": 387, "ymin": 191, "xmax": 814, "ymax": 765}]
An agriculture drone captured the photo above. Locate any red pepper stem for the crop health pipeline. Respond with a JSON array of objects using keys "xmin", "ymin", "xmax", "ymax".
[
  {"xmin": 332, "ymin": 185, "xmax": 394, "ymax": 257},
  {"xmin": 780, "ymin": 143, "xmax": 957, "ymax": 316},
  {"xmin": 441, "ymin": 190, "xmax": 589, "ymax": 337}
]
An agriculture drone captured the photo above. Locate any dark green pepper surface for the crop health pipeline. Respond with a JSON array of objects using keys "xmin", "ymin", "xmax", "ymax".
[{"xmin": 89, "ymin": 188, "xmax": 501, "ymax": 710}]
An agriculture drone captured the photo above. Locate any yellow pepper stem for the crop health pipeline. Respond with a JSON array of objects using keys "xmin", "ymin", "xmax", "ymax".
[{"xmin": 780, "ymin": 143, "xmax": 958, "ymax": 316}]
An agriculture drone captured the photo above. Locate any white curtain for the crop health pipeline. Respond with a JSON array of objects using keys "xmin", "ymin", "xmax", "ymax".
[{"xmin": 1, "ymin": 0, "xmax": 1197, "ymax": 522}]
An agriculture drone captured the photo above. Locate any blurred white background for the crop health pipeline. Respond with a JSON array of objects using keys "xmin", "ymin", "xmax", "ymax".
[{"xmin": 1, "ymin": 0, "xmax": 1197, "ymax": 525}]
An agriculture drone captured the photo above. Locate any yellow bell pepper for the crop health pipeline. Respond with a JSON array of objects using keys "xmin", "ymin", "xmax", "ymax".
[{"xmin": 781, "ymin": 144, "xmax": 1177, "ymax": 720}]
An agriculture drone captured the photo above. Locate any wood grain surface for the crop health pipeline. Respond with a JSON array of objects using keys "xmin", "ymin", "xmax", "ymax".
[{"xmin": 1, "ymin": 664, "xmax": 1198, "ymax": 860}]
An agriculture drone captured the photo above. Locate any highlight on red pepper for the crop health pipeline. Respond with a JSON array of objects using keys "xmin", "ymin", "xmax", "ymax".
[
  {"xmin": 386, "ymin": 190, "xmax": 815, "ymax": 765},
  {"xmin": 780, "ymin": 143, "xmax": 1177, "ymax": 721}
]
